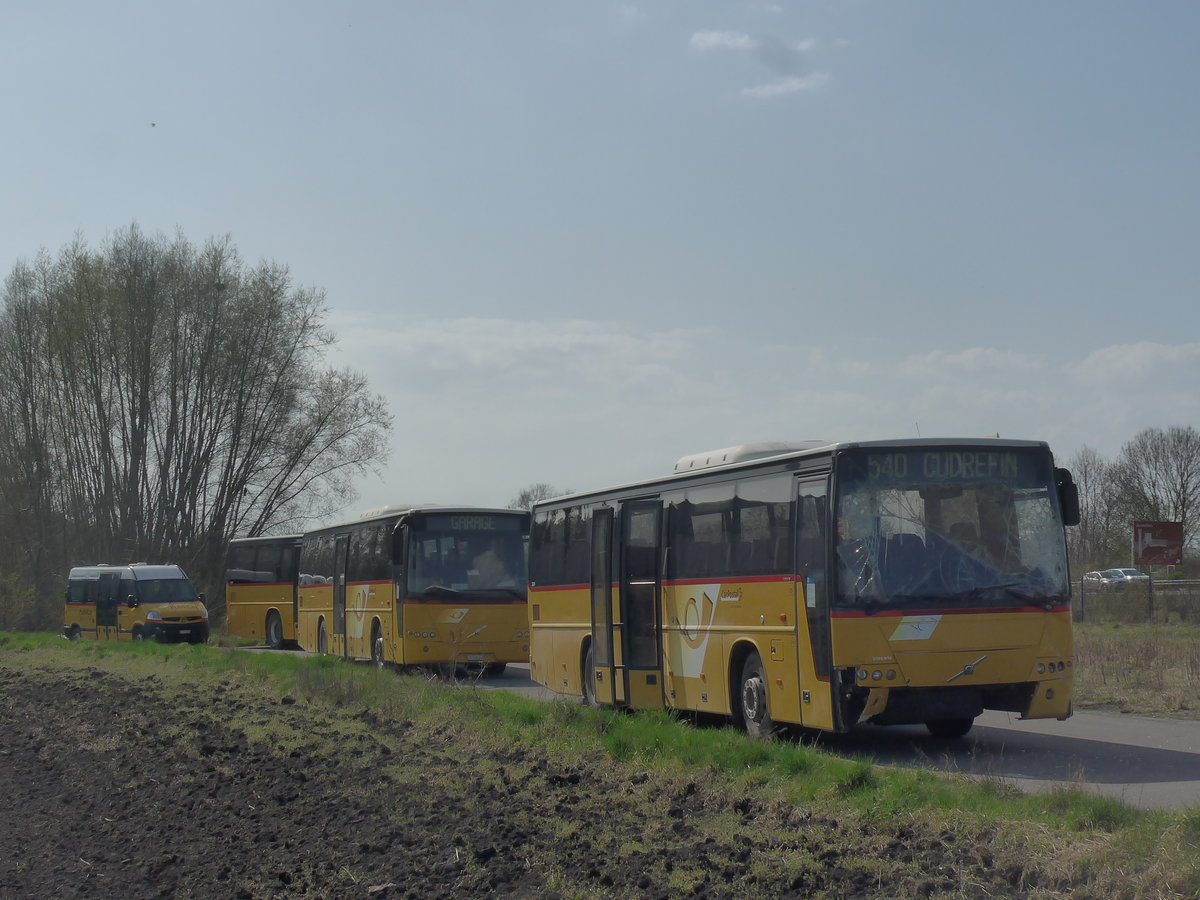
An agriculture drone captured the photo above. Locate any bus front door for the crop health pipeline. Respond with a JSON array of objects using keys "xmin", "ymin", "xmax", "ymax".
[
  {"xmin": 619, "ymin": 500, "xmax": 665, "ymax": 709},
  {"xmin": 333, "ymin": 533, "xmax": 350, "ymax": 659},
  {"xmin": 795, "ymin": 476, "xmax": 835, "ymax": 731}
]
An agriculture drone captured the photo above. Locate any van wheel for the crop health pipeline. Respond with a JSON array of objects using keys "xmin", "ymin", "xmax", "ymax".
[
  {"xmin": 737, "ymin": 651, "xmax": 776, "ymax": 739},
  {"xmin": 266, "ymin": 611, "xmax": 284, "ymax": 650},
  {"xmin": 317, "ymin": 620, "xmax": 328, "ymax": 655},
  {"xmin": 582, "ymin": 645, "xmax": 598, "ymax": 707},
  {"xmin": 371, "ymin": 623, "xmax": 385, "ymax": 669}
]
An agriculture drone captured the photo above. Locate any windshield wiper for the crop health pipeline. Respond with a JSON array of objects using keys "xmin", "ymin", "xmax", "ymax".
[{"xmin": 422, "ymin": 585, "xmax": 463, "ymax": 599}]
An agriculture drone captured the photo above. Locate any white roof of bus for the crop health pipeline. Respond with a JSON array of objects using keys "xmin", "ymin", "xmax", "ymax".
[
  {"xmin": 68, "ymin": 564, "xmax": 190, "ymax": 580},
  {"xmin": 536, "ymin": 437, "xmax": 1051, "ymax": 507}
]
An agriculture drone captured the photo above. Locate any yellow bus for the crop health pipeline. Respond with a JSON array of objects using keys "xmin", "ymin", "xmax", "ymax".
[
  {"xmin": 223, "ymin": 535, "xmax": 303, "ymax": 648},
  {"xmin": 296, "ymin": 506, "xmax": 531, "ymax": 673},
  {"xmin": 528, "ymin": 439, "xmax": 1080, "ymax": 738},
  {"xmin": 63, "ymin": 564, "xmax": 210, "ymax": 644}
]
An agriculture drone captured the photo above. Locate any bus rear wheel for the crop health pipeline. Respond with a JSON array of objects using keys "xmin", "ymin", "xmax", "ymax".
[
  {"xmin": 926, "ymin": 717, "xmax": 974, "ymax": 739},
  {"xmin": 266, "ymin": 611, "xmax": 284, "ymax": 650},
  {"xmin": 737, "ymin": 651, "xmax": 776, "ymax": 739},
  {"xmin": 582, "ymin": 645, "xmax": 598, "ymax": 707},
  {"xmin": 371, "ymin": 623, "xmax": 385, "ymax": 669}
]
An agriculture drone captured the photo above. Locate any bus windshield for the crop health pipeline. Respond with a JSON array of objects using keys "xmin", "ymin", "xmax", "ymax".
[
  {"xmin": 835, "ymin": 447, "xmax": 1069, "ymax": 610},
  {"xmin": 134, "ymin": 579, "xmax": 200, "ymax": 603},
  {"xmin": 407, "ymin": 513, "xmax": 528, "ymax": 600}
]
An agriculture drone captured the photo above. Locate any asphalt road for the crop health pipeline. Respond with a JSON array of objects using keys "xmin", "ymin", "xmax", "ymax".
[{"xmin": 483, "ymin": 663, "xmax": 1200, "ymax": 810}]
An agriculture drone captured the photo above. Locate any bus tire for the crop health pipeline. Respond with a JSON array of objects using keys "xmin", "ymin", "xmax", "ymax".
[
  {"xmin": 582, "ymin": 644, "xmax": 598, "ymax": 707},
  {"xmin": 926, "ymin": 717, "xmax": 974, "ymax": 739},
  {"xmin": 266, "ymin": 611, "xmax": 284, "ymax": 650},
  {"xmin": 371, "ymin": 622, "xmax": 385, "ymax": 669},
  {"xmin": 66, "ymin": 625, "xmax": 81, "ymax": 641},
  {"xmin": 737, "ymin": 651, "xmax": 776, "ymax": 739},
  {"xmin": 317, "ymin": 619, "xmax": 329, "ymax": 655},
  {"xmin": 132, "ymin": 628, "xmax": 145, "ymax": 642},
  {"xmin": 483, "ymin": 662, "xmax": 506, "ymax": 677}
]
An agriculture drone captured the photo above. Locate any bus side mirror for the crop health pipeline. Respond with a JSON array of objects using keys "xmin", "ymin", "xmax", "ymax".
[
  {"xmin": 127, "ymin": 594, "xmax": 139, "ymax": 609},
  {"xmin": 1055, "ymin": 468, "xmax": 1080, "ymax": 527},
  {"xmin": 199, "ymin": 592, "xmax": 206, "ymax": 602}
]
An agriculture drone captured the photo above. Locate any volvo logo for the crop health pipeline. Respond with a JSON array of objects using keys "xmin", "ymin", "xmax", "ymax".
[{"xmin": 947, "ymin": 655, "xmax": 988, "ymax": 683}]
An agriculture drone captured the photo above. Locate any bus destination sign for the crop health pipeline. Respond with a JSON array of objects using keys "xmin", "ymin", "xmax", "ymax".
[{"xmin": 865, "ymin": 450, "xmax": 1022, "ymax": 483}]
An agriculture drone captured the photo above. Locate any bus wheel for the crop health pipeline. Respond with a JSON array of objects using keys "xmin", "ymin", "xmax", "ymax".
[
  {"xmin": 266, "ymin": 611, "xmax": 284, "ymax": 650},
  {"xmin": 926, "ymin": 717, "xmax": 974, "ymax": 739},
  {"xmin": 371, "ymin": 623, "xmax": 385, "ymax": 669},
  {"xmin": 738, "ymin": 652, "xmax": 776, "ymax": 739},
  {"xmin": 66, "ymin": 625, "xmax": 81, "ymax": 641},
  {"xmin": 132, "ymin": 629, "xmax": 145, "ymax": 642},
  {"xmin": 582, "ymin": 645, "xmax": 598, "ymax": 707},
  {"xmin": 483, "ymin": 662, "xmax": 506, "ymax": 678},
  {"xmin": 317, "ymin": 619, "xmax": 328, "ymax": 655}
]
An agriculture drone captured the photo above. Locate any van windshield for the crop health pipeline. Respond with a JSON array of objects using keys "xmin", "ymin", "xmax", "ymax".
[{"xmin": 134, "ymin": 579, "xmax": 199, "ymax": 603}]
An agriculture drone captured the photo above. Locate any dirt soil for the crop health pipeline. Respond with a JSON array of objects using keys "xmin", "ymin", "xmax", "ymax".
[{"xmin": 0, "ymin": 659, "xmax": 1067, "ymax": 900}]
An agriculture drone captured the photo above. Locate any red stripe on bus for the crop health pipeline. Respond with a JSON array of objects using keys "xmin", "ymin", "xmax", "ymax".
[{"xmin": 832, "ymin": 604, "xmax": 1070, "ymax": 618}]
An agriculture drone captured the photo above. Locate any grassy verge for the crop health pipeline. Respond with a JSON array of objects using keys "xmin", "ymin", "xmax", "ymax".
[
  {"xmin": 3, "ymin": 632, "xmax": 1199, "ymax": 898},
  {"xmin": 1074, "ymin": 622, "xmax": 1200, "ymax": 718}
]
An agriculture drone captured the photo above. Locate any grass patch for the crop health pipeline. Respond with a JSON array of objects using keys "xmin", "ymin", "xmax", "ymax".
[{"xmin": 4, "ymin": 632, "xmax": 1200, "ymax": 898}]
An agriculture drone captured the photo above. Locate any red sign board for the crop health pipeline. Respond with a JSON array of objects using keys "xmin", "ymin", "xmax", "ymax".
[{"xmin": 1133, "ymin": 521, "xmax": 1184, "ymax": 566}]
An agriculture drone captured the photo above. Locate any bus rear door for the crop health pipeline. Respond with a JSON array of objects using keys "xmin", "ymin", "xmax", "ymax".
[{"xmin": 590, "ymin": 500, "xmax": 665, "ymax": 709}]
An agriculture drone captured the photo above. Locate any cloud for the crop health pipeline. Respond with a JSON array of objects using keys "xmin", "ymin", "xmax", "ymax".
[
  {"xmin": 690, "ymin": 30, "xmax": 756, "ymax": 51},
  {"xmin": 1069, "ymin": 341, "xmax": 1200, "ymax": 386},
  {"xmin": 329, "ymin": 316, "xmax": 1200, "ymax": 510},
  {"xmin": 897, "ymin": 347, "xmax": 1045, "ymax": 378},
  {"xmin": 692, "ymin": 30, "xmax": 827, "ymax": 98},
  {"xmin": 742, "ymin": 73, "xmax": 829, "ymax": 97}
]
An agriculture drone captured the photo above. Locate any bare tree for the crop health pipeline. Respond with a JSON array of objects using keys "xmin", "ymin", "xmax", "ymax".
[
  {"xmin": 1064, "ymin": 445, "xmax": 1126, "ymax": 571},
  {"xmin": 1112, "ymin": 426, "xmax": 1200, "ymax": 550},
  {"xmin": 0, "ymin": 225, "xmax": 392, "ymax": 616},
  {"xmin": 509, "ymin": 483, "xmax": 564, "ymax": 509}
]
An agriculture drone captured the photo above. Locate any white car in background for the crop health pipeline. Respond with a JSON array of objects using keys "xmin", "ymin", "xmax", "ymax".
[
  {"xmin": 1083, "ymin": 568, "xmax": 1150, "ymax": 593},
  {"xmin": 1109, "ymin": 568, "xmax": 1151, "ymax": 591}
]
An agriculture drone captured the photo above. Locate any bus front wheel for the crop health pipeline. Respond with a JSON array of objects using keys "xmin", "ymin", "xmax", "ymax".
[
  {"xmin": 317, "ymin": 620, "xmax": 328, "ymax": 655},
  {"xmin": 737, "ymin": 651, "xmax": 776, "ymax": 739},
  {"xmin": 926, "ymin": 717, "xmax": 974, "ymax": 739},
  {"xmin": 266, "ymin": 611, "xmax": 284, "ymax": 650}
]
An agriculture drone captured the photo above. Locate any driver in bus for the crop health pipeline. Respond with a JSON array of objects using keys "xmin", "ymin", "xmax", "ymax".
[{"xmin": 469, "ymin": 541, "xmax": 518, "ymax": 589}]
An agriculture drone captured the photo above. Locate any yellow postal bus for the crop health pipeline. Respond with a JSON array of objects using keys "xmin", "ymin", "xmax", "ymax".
[
  {"xmin": 224, "ymin": 535, "xmax": 303, "ymax": 648},
  {"xmin": 63, "ymin": 563, "xmax": 210, "ymax": 644},
  {"xmin": 296, "ymin": 506, "xmax": 530, "ymax": 673},
  {"xmin": 528, "ymin": 439, "xmax": 1079, "ymax": 738}
]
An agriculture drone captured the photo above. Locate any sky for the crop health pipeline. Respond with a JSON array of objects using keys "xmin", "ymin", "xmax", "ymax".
[{"xmin": 3, "ymin": 1, "xmax": 1198, "ymax": 521}]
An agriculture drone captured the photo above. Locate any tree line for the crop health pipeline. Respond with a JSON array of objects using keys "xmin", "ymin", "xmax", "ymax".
[
  {"xmin": 1065, "ymin": 426, "xmax": 1200, "ymax": 576},
  {"xmin": 0, "ymin": 226, "xmax": 392, "ymax": 629}
]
